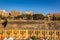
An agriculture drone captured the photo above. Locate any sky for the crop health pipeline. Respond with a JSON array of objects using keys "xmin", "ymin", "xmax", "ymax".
[{"xmin": 0, "ymin": 0, "xmax": 60, "ymax": 15}]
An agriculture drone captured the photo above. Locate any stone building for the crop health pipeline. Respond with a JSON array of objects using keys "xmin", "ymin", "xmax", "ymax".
[
  {"xmin": 53, "ymin": 13, "xmax": 60, "ymax": 20},
  {"xmin": 47, "ymin": 13, "xmax": 60, "ymax": 21},
  {"xmin": 10, "ymin": 10, "xmax": 22, "ymax": 17},
  {"xmin": 24, "ymin": 11, "xmax": 33, "ymax": 20},
  {"xmin": 9, "ymin": 10, "xmax": 23, "ymax": 19},
  {"xmin": 0, "ymin": 10, "xmax": 9, "ymax": 17}
]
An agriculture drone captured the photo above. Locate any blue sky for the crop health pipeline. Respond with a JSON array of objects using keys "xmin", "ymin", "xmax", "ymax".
[{"xmin": 0, "ymin": 0, "xmax": 60, "ymax": 14}]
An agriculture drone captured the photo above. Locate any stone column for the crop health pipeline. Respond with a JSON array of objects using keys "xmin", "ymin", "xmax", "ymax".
[{"xmin": 47, "ymin": 15, "xmax": 51, "ymax": 21}]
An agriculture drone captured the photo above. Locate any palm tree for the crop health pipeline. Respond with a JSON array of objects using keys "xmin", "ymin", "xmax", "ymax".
[{"xmin": 56, "ymin": 32, "xmax": 60, "ymax": 40}]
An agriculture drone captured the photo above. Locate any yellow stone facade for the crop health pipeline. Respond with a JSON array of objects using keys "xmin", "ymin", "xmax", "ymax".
[
  {"xmin": 0, "ymin": 10, "xmax": 9, "ymax": 17},
  {"xmin": 0, "ymin": 29, "xmax": 60, "ymax": 40},
  {"xmin": 10, "ymin": 10, "xmax": 22, "ymax": 17}
]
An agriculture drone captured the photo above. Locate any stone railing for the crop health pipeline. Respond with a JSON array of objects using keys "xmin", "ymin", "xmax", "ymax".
[{"xmin": 0, "ymin": 30, "xmax": 60, "ymax": 40}]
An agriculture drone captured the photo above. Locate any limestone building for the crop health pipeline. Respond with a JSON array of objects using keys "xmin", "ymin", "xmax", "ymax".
[
  {"xmin": 47, "ymin": 13, "xmax": 60, "ymax": 21},
  {"xmin": 10, "ymin": 10, "xmax": 22, "ymax": 17},
  {"xmin": 0, "ymin": 10, "xmax": 9, "ymax": 17}
]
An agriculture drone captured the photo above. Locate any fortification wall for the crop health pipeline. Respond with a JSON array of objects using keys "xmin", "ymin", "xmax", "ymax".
[{"xmin": 0, "ymin": 20, "xmax": 60, "ymax": 30}]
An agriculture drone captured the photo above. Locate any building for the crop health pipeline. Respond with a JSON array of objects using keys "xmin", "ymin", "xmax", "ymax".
[
  {"xmin": 24, "ymin": 11, "xmax": 33, "ymax": 20},
  {"xmin": 0, "ymin": 10, "xmax": 9, "ymax": 17},
  {"xmin": 9, "ymin": 10, "xmax": 23, "ymax": 20},
  {"xmin": 10, "ymin": 10, "xmax": 22, "ymax": 17},
  {"xmin": 47, "ymin": 13, "xmax": 60, "ymax": 21}
]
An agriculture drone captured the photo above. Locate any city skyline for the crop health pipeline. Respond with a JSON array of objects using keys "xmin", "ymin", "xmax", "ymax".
[{"xmin": 0, "ymin": 0, "xmax": 60, "ymax": 15}]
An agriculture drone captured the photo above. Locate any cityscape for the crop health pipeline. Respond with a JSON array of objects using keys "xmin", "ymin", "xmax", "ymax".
[
  {"xmin": 0, "ymin": 10, "xmax": 60, "ymax": 40},
  {"xmin": 0, "ymin": 0, "xmax": 60, "ymax": 40}
]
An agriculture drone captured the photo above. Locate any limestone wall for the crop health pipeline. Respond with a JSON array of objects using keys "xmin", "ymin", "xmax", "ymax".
[{"xmin": 0, "ymin": 20, "xmax": 60, "ymax": 30}]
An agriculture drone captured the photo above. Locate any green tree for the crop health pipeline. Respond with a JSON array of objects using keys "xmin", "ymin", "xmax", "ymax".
[
  {"xmin": 1, "ymin": 16, "xmax": 6, "ymax": 20},
  {"xmin": 25, "ymin": 14, "xmax": 33, "ymax": 20},
  {"xmin": 33, "ymin": 14, "xmax": 44, "ymax": 20},
  {"xmin": 14, "ymin": 15, "xmax": 24, "ymax": 20},
  {"xmin": 7, "ymin": 16, "xmax": 13, "ymax": 19}
]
